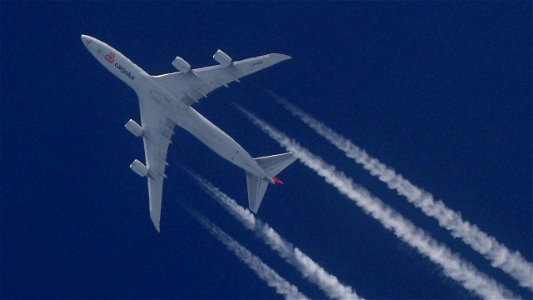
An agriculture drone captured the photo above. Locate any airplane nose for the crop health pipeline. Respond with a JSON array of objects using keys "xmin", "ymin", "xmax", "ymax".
[{"xmin": 81, "ymin": 34, "xmax": 92, "ymax": 47}]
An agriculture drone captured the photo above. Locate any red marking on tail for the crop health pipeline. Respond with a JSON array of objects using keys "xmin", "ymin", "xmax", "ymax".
[{"xmin": 272, "ymin": 177, "xmax": 284, "ymax": 185}]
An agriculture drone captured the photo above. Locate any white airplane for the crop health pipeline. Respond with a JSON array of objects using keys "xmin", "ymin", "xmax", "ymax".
[{"xmin": 81, "ymin": 34, "xmax": 296, "ymax": 232}]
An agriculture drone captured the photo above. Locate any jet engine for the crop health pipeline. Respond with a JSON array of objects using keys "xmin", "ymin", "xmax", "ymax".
[
  {"xmin": 125, "ymin": 119, "xmax": 143, "ymax": 137},
  {"xmin": 130, "ymin": 159, "xmax": 149, "ymax": 177},
  {"xmin": 172, "ymin": 56, "xmax": 191, "ymax": 73},
  {"xmin": 213, "ymin": 49, "xmax": 232, "ymax": 66}
]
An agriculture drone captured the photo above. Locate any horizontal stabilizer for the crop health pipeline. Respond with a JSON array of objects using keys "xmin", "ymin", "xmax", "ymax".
[
  {"xmin": 246, "ymin": 172, "xmax": 269, "ymax": 213},
  {"xmin": 246, "ymin": 152, "xmax": 296, "ymax": 213},
  {"xmin": 254, "ymin": 152, "xmax": 296, "ymax": 177}
]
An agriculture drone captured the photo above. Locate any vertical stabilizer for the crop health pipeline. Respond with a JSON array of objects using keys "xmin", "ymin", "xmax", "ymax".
[{"xmin": 246, "ymin": 152, "xmax": 297, "ymax": 213}]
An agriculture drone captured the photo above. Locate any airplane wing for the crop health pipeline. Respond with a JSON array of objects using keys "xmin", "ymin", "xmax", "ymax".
[
  {"xmin": 151, "ymin": 52, "xmax": 291, "ymax": 106},
  {"xmin": 136, "ymin": 89, "xmax": 175, "ymax": 232}
]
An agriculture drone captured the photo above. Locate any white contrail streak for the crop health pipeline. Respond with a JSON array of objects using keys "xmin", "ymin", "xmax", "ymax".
[
  {"xmin": 184, "ymin": 169, "xmax": 363, "ymax": 300},
  {"xmin": 271, "ymin": 93, "xmax": 533, "ymax": 291},
  {"xmin": 185, "ymin": 206, "xmax": 309, "ymax": 300},
  {"xmin": 237, "ymin": 105, "xmax": 518, "ymax": 300}
]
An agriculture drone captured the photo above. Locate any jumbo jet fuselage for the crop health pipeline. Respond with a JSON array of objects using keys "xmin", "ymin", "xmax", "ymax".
[{"xmin": 81, "ymin": 35, "xmax": 273, "ymax": 184}]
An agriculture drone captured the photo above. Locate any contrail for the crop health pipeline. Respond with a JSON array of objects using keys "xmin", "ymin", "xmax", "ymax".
[
  {"xmin": 271, "ymin": 93, "xmax": 533, "ymax": 291},
  {"xmin": 183, "ymin": 169, "xmax": 363, "ymax": 300},
  {"xmin": 237, "ymin": 105, "xmax": 518, "ymax": 300},
  {"xmin": 184, "ymin": 206, "xmax": 309, "ymax": 300}
]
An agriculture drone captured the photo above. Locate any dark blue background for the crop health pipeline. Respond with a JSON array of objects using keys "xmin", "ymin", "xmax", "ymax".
[{"xmin": 2, "ymin": 2, "xmax": 531, "ymax": 299}]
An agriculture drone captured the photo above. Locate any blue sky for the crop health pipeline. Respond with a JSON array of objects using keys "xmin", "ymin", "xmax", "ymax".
[{"xmin": 2, "ymin": 2, "xmax": 531, "ymax": 299}]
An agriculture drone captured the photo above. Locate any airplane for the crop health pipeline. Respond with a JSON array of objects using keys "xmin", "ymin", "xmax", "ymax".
[{"xmin": 81, "ymin": 34, "xmax": 296, "ymax": 232}]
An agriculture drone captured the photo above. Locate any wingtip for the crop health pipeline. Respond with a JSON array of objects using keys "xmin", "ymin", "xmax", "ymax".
[
  {"xmin": 150, "ymin": 213, "xmax": 161, "ymax": 232},
  {"xmin": 269, "ymin": 53, "xmax": 292, "ymax": 62}
]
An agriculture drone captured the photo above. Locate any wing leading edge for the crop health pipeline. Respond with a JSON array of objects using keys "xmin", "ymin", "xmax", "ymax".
[
  {"xmin": 151, "ymin": 52, "xmax": 291, "ymax": 105},
  {"xmin": 135, "ymin": 89, "xmax": 176, "ymax": 232}
]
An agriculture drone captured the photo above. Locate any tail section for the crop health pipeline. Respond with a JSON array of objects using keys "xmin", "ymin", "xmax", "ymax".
[{"xmin": 246, "ymin": 153, "xmax": 297, "ymax": 213}]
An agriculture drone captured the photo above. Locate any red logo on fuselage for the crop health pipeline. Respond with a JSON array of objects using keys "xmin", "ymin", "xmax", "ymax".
[{"xmin": 105, "ymin": 52, "xmax": 115, "ymax": 64}]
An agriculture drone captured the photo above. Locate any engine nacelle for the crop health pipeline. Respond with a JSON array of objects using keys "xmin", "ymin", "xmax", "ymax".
[
  {"xmin": 125, "ymin": 119, "xmax": 143, "ymax": 138},
  {"xmin": 172, "ymin": 56, "xmax": 191, "ymax": 73},
  {"xmin": 213, "ymin": 49, "xmax": 232, "ymax": 66},
  {"xmin": 130, "ymin": 159, "xmax": 149, "ymax": 177}
]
